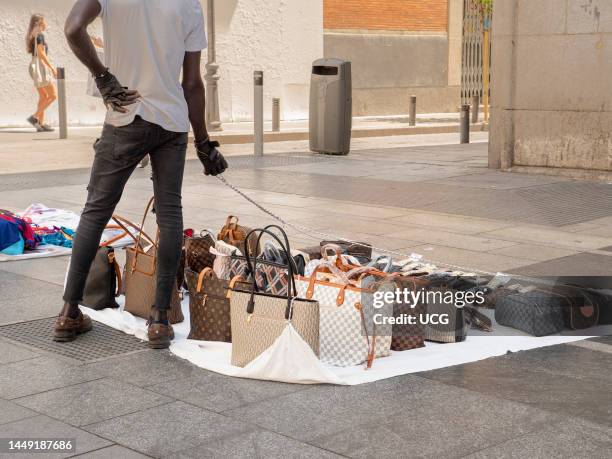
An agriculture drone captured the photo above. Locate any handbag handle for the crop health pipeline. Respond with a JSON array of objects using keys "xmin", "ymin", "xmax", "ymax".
[
  {"xmin": 131, "ymin": 197, "xmax": 158, "ymax": 276},
  {"xmin": 243, "ymin": 227, "xmax": 297, "ymax": 320},
  {"xmin": 196, "ymin": 267, "xmax": 216, "ymax": 293},
  {"xmin": 305, "ymin": 264, "xmax": 351, "ymax": 306},
  {"xmin": 263, "ymin": 224, "xmax": 300, "ymax": 275},
  {"xmin": 367, "ymin": 255, "xmax": 394, "ymax": 273},
  {"xmin": 111, "ymin": 214, "xmax": 155, "ymax": 249}
]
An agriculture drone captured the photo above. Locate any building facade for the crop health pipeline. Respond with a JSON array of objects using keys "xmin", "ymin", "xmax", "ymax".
[
  {"xmin": 489, "ymin": 0, "xmax": 612, "ymax": 177},
  {"xmin": 324, "ymin": 0, "xmax": 464, "ymax": 115},
  {"xmin": 0, "ymin": 0, "xmax": 323, "ymax": 126}
]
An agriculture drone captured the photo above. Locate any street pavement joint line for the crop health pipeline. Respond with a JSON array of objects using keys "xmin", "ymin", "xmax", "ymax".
[
  {"xmin": 10, "ymin": 376, "xmax": 109, "ymax": 403},
  {"xmin": 567, "ymin": 340, "xmax": 612, "ymax": 355},
  {"xmin": 80, "ymin": 399, "xmax": 178, "ymax": 430},
  {"xmin": 64, "ymin": 443, "xmax": 151, "ymax": 459}
]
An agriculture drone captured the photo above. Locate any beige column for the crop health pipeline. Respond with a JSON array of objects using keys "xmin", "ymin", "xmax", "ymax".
[{"xmin": 447, "ymin": 0, "xmax": 463, "ymax": 87}]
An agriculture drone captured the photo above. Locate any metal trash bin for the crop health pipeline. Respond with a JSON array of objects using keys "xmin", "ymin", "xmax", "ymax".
[{"xmin": 309, "ymin": 58, "xmax": 352, "ymax": 155}]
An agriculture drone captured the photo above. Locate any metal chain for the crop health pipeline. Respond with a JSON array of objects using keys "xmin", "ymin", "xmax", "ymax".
[{"xmin": 216, "ymin": 175, "xmax": 502, "ymax": 277}]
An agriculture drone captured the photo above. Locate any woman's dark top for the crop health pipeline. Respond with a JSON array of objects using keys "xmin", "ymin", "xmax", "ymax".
[{"xmin": 32, "ymin": 34, "xmax": 48, "ymax": 55}]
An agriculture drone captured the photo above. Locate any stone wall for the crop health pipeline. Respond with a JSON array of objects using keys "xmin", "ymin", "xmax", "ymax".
[
  {"xmin": 489, "ymin": 0, "xmax": 612, "ymax": 173},
  {"xmin": 0, "ymin": 0, "xmax": 323, "ymax": 127},
  {"xmin": 324, "ymin": 0, "xmax": 463, "ymax": 116}
]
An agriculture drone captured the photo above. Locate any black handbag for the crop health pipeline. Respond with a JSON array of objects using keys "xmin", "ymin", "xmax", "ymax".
[
  {"xmin": 82, "ymin": 246, "xmax": 122, "ymax": 310},
  {"xmin": 495, "ymin": 290, "xmax": 567, "ymax": 336}
]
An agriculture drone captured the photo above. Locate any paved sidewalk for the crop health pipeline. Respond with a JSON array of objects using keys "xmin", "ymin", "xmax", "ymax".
[
  {"xmin": 0, "ymin": 114, "xmax": 486, "ymax": 175},
  {"xmin": 1, "ymin": 134, "xmax": 612, "ymax": 457}
]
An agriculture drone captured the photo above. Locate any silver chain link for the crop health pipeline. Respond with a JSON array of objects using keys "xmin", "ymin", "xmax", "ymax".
[{"xmin": 216, "ymin": 175, "xmax": 505, "ymax": 277}]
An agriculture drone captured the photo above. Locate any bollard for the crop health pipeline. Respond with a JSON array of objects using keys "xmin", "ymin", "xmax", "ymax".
[
  {"xmin": 254, "ymin": 71, "xmax": 264, "ymax": 156},
  {"xmin": 460, "ymin": 104, "xmax": 470, "ymax": 144},
  {"xmin": 409, "ymin": 95, "xmax": 417, "ymax": 127},
  {"xmin": 472, "ymin": 94, "xmax": 480, "ymax": 124},
  {"xmin": 57, "ymin": 67, "xmax": 68, "ymax": 139},
  {"xmin": 272, "ymin": 98, "xmax": 280, "ymax": 132}
]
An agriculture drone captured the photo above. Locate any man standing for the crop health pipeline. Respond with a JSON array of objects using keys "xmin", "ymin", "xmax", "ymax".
[{"xmin": 56, "ymin": 0, "xmax": 228, "ymax": 349}]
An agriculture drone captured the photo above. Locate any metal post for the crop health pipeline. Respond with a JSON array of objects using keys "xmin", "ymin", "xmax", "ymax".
[
  {"xmin": 272, "ymin": 98, "xmax": 280, "ymax": 132},
  {"xmin": 472, "ymin": 94, "xmax": 480, "ymax": 124},
  {"xmin": 460, "ymin": 104, "xmax": 470, "ymax": 144},
  {"xmin": 254, "ymin": 71, "xmax": 264, "ymax": 156},
  {"xmin": 409, "ymin": 95, "xmax": 417, "ymax": 126},
  {"xmin": 205, "ymin": 0, "xmax": 222, "ymax": 131},
  {"xmin": 57, "ymin": 67, "xmax": 67, "ymax": 139},
  {"xmin": 483, "ymin": 28, "xmax": 491, "ymax": 123}
]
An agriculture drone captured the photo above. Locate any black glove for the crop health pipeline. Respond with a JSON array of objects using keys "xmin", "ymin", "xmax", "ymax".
[
  {"xmin": 95, "ymin": 69, "xmax": 140, "ymax": 112},
  {"xmin": 195, "ymin": 138, "xmax": 228, "ymax": 176}
]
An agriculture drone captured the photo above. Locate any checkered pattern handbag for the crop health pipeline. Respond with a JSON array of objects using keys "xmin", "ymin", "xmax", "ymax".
[{"xmin": 296, "ymin": 276, "xmax": 369, "ymax": 367}]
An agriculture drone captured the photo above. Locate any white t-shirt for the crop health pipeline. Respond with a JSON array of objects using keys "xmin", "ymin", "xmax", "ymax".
[{"xmin": 97, "ymin": 0, "xmax": 207, "ymax": 133}]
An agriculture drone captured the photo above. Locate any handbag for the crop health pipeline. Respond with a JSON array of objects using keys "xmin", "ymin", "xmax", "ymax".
[
  {"xmin": 211, "ymin": 240, "xmax": 240, "ymax": 280},
  {"xmin": 218, "ymin": 215, "xmax": 258, "ymax": 256},
  {"xmin": 320, "ymin": 240, "xmax": 372, "ymax": 264},
  {"xmin": 185, "ymin": 230, "xmax": 216, "ymax": 273},
  {"xmin": 367, "ymin": 274, "xmax": 427, "ymax": 352},
  {"xmin": 120, "ymin": 198, "xmax": 184, "ymax": 324},
  {"xmin": 421, "ymin": 285, "xmax": 469, "ymax": 343},
  {"xmin": 28, "ymin": 36, "xmax": 52, "ymax": 88},
  {"xmin": 185, "ymin": 268, "xmax": 232, "ymax": 342},
  {"xmin": 81, "ymin": 246, "xmax": 122, "ymax": 310},
  {"xmin": 495, "ymin": 289, "xmax": 567, "ymax": 337},
  {"xmin": 229, "ymin": 227, "xmax": 320, "ymax": 368},
  {"xmin": 296, "ymin": 263, "xmax": 385, "ymax": 368}
]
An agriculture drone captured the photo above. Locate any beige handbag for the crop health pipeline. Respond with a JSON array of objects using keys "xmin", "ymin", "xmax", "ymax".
[
  {"xmin": 118, "ymin": 198, "xmax": 184, "ymax": 324},
  {"xmin": 29, "ymin": 36, "xmax": 52, "ymax": 88},
  {"xmin": 228, "ymin": 227, "xmax": 319, "ymax": 368}
]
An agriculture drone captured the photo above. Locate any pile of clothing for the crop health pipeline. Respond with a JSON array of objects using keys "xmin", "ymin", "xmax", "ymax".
[{"xmin": 0, "ymin": 210, "xmax": 39, "ymax": 255}]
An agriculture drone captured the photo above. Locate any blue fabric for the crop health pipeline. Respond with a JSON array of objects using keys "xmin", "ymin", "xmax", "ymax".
[
  {"xmin": 40, "ymin": 230, "xmax": 73, "ymax": 248},
  {"xmin": 0, "ymin": 234, "xmax": 25, "ymax": 255},
  {"xmin": 0, "ymin": 218, "xmax": 21, "ymax": 251}
]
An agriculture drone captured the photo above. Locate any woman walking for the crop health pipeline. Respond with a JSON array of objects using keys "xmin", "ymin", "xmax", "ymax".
[{"xmin": 26, "ymin": 14, "xmax": 57, "ymax": 132}]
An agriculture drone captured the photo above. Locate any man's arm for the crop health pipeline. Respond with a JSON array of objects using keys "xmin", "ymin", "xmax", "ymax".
[
  {"xmin": 182, "ymin": 51, "xmax": 208, "ymax": 142},
  {"xmin": 65, "ymin": 0, "xmax": 139, "ymax": 112},
  {"xmin": 64, "ymin": 0, "xmax": 106, "ymax": 77},
  {"xmin": 183, "ymin": 51, "xmax": 227, "ymax": 176}
]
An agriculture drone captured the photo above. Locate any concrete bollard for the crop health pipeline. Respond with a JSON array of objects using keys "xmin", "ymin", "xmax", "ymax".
[
  {"xmin": 272, "ymin": 98, "xmax": 280, "ymax": 132},
  {"xmin": 472, "ymin": 94, "xmax": 480, "ymax": 124},
  {"xmin": 409, "ymin": 95, "xmax": 417, "ymax": 127},
  {"xmin": 254, "ymin": 71, "xmax": 264, "ymax": 156},
  {"xmin": 460, "ymin": 104, "xmax": 470, "ymax": 144},
  {"xmin": 57, "ymin": 67, "xmax": 68, "ymax": 139}
]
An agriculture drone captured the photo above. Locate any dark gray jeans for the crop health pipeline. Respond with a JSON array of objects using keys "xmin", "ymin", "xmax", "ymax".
[{"xmin": 64, "ymin": 116, "xmax": 187, "ymax": 310}]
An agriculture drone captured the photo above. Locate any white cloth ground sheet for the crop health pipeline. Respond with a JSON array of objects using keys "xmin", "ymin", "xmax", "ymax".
[{"xmin": 82, "ymin": 295, "xmax": 610, "ymax": 386}]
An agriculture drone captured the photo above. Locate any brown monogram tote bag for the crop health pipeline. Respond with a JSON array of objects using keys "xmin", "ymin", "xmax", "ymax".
[
  {"xmin": 118, "ymin": 198, "xmax": 184, "ymax": 324},
  {"xmin": 185, "ymin": 268, "xmax": 232, "ymax": 342}
]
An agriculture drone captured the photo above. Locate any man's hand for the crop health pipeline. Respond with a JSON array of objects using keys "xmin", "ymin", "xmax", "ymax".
[
  {"xmin": 195, "ymin": 138, "xmax": 228, "ymax": 176},
  {"xmin": 95, "ymin": 70, "xmax": 140, "ymax": 113}
]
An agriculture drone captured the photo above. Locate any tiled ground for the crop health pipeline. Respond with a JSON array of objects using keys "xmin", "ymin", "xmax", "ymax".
[{"xmin": 1, "ymin": 137, "xmax": 612, "ymax": 457}]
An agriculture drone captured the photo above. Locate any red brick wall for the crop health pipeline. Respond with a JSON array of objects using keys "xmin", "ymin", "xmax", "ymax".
[{"xmin": 324, "ymin": 0, "xmax": 449, "ymax": 32}]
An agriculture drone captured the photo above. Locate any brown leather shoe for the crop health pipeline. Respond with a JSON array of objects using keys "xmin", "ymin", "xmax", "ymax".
[
  {"xmin": 53, "ymin": 311, "xmax": 93, "ymax": 342},
  {"xmin": 147, "ymin": 320, "xmax": 174, "ymax": 349}
]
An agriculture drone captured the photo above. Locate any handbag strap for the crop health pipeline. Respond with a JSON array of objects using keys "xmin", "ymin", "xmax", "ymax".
[
  {"xmin": 244, "ymin": 227, "xmax": 296, "ymax": 320},
  {"xmin": 107, "ymin": 250, "xmax": 123, "ymax": 296},
  {"xmin": 131, "ymin": 198, "xmax": 159, "ymax": 275},
  {"xmin": 367, "ymin": 255, "xmax": 394, "ymax": 273}
]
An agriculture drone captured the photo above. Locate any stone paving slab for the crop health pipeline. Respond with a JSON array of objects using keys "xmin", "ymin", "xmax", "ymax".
[
  {"xmin": 84, "ymin": 401, "xmax": 253, "ymax": 458},
  {"xmin": 0, "ymin": 415, "xmax": 112, "ymax": 459},
  {"xmin": 71, "ymin": 445, "xmax": 152, "ymax": 459},
  {"xmin": 146, "ymin": 369, "xmax": 307, "ymax": 413},
  {"xmin": 463, "ymin": 418, "xmax": 612, "ymax": 459},
  {"xmin": 0, "ymin": 338, "xmax": 40, "ymax": 365},
  {"xmin": 419, "ymin": 349, "xmax": 612, "ymax": 428},
  {"xmin": 0, "ymin": 356, "xmax": 101, "ymax": 400},
  {"xmin": 225, "ymin": 374, "xmax": 560, "ymax": 457},
  {"xmin": 164, "ymin": 430, "xmax": 343, "ymax": 459},
  {"xmin": 0, "ymin": 399, "xmax": 38, "ymax": 426},
  {"xmin": 14, "ymin": 379, "xmax": 173, "ymax": 427}
]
